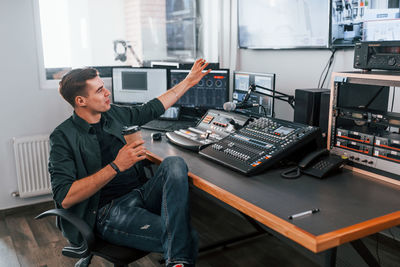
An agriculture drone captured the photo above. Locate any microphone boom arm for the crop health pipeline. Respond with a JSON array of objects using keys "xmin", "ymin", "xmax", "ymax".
[
  {"xmin": 126, "ymin": 43, "xmax": 143, "ymax": 67},
  {"xmin": 252, "ymin": 84, "xmax": 295, "ymax": 109},
  {"xmin": 242, "ymin": 84, "xmax": 256, "ymax": 104}
]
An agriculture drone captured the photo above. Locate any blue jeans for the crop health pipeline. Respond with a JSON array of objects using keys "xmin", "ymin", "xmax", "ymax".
[{"xmin": 95, "ymin": 156, "xmax": 198, "ymax": 266}]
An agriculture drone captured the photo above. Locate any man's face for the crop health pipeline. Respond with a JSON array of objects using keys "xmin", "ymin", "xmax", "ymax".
[{"xmin": 79, "ymin": 76, "xmax": 111, "ymax": 113}]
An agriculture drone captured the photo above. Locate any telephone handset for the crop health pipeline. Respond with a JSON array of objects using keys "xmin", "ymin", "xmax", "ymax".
[
  {"xmin": 299, "ymin": 149, "xmax": 346, "ymax": 178},
  {"xmin": 281, "ymin": 149, "xmax": 346, "ymax": 179},
  {"xmin": 298, "ymin": 149, "xmax": 329, "ymax": 169}
]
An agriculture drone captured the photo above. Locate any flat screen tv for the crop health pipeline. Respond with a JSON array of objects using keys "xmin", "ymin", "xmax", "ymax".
[
  {"xmin": 238, "ymin": 0, "xmax": 330, "ymax": 49},
  {"xmin": 331, "ymin": 0, "xmax": 400, "ymax": 47}
]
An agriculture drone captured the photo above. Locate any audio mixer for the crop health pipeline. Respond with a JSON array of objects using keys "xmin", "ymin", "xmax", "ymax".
[
  {"xmin": 165, "ymin": 109, "xmax": 250, "ymax": 151},
  {"xmin": 199, "ymin": 117, "xmax": 321, "ymax": 175}
]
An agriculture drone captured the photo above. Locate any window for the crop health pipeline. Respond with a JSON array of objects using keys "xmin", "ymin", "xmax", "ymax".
[{"xmin": 33, "ymin": 0, "xmax": 220, "ymax": 88}]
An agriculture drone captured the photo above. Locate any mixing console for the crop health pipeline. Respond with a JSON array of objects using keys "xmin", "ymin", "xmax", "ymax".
[
  {"xmin": 199, "ymin": 117, "xmax": 320, "ymax": 175},
  {"xmin": 165, "ymin": 109, "xmax": 249, "ymax": 151}
]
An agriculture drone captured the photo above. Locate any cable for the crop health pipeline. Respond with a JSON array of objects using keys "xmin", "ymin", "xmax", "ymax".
[
  {"xmin": 391, "ymin": 88, "xmax": 396, "ymax": 112},
  {"xmin": 376, "ymin": 234, "xmax": 381, "ymax": 266},
  {"xmin": 260, "ymin": 105, "xmax": 268, "ymax": 117},
  {"xmin": 280, "ymin": 166, "xmax": 301, "ymax": 179},
  {"xmin": 388, "ymin": 228, "xmax": 398, "ymax": 242},
  {"xmin": 364, "ymin": 86, "xmax": 385, "ymax": 109},
  {"xmin": 317, "ymin": 52, "xmax": 332, "ymax": 88},
  {"xmin": 320, "ymin": 49, "xmax": 336, "ymax": 88},
  {"xmin": 388, "ymin": 228, "xmax": 400, "ymax": 255},
  {"xmin": 318, "ymin": 49, "xmax": 336, "ymax": 88}
]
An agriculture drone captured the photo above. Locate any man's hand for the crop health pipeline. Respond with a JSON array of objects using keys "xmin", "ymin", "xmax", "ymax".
[
  {"xmin": 113, "ymin": 140, "xmax": 147, "ymax": 172},
  {"xmin": 61, "ymin": 140, "xmax": 147, "ymax": 209},
  {"xmin": 184, "ymin": 58, "xmax": 212, "ymax": 88}
]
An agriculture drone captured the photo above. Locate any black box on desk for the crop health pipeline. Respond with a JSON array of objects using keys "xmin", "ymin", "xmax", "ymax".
[
  {"xmin": 319, "ymin": 91, "xmax": 330, "ymax": 135},
  {"xmin": 294, "ymin": 88, "xmax": 329, "ymax": 126}
]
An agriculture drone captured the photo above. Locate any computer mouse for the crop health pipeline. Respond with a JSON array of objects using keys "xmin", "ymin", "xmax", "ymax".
[{"xmin": 151, "ymin": 132, "xmax": 162, "ymax": 141}]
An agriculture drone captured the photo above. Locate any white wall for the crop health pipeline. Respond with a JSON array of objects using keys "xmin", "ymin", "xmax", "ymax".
[
  {"xmin": 237, "ymin": 49, "xmax": 356, "ymax": 121},
  {"xmin": 0, "ymin": 0, "xmax": 72, "ymax": 210}
]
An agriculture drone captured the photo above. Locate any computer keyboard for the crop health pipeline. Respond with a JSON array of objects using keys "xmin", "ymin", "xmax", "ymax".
[{"xmin": 142, "ymin": 119, "xmax": 198, "ymax": 132}]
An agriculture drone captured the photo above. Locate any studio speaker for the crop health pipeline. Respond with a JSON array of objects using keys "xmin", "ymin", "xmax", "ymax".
[{"xmin": 294, "ymin": 88, "xmax": 330, "ymax": 126}]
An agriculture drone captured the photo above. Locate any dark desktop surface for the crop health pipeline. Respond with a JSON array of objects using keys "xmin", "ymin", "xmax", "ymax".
[
  {"xmin": 142, "ymin": 106, "xmax": 208, "ymax": 132},
  {"xmin": 143, "ymin": 129, "xmax": 400, "ymax": 237},
  {"xmin": 142, "ymin": 118, "xmax": 198, "ymax": 132}
]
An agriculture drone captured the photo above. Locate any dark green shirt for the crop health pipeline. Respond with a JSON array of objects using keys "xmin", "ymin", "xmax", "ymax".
[
  {"xmin": 49, "ymin": 99, "xmax": 165, "ymax": 245},
  {"xmin": 91, "ymin": 120, "xmax": 143, "ymax": 208}
]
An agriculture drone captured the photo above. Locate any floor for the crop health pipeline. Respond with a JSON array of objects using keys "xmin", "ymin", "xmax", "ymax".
[{"xmin": 0, "ymin": 187, "xmax": 399, "ymax": 267}]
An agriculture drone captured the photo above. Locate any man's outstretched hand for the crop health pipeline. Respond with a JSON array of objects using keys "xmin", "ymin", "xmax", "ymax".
[{"xmin": 184, "ymin": 58, "xmax": 212, "ymax": 88}]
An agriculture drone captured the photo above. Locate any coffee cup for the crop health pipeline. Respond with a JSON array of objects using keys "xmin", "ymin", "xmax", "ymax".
[{"xmin": 122, "ymin": 125, "xmax": 142, "ymax": 144}]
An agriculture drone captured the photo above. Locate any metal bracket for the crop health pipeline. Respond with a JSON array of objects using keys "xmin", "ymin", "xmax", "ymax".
[{"xmin": 334, "ymin": 76, "xmax": 348, "ymax": 83}]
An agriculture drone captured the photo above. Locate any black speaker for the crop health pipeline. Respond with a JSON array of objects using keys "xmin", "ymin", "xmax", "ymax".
[
  {"xmin": 319, "ymin": 92, "xmax": 330, "ymax": 134},
  {"xmin": 294, "ymin": 88, "xmax": 329, "ymax": 126}
]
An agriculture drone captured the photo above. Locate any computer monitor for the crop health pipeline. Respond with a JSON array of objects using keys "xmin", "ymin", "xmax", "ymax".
[
  {"xmin": 169, "ymin": 69, "xmax": 229, "ymax": 109},
  {"xmin": 233, "ymin": 71, "xmax": 276, "ymax": 117},
  {"xmin": 112, "ymin": 67, "xmax": 167, "ymax": 104}
]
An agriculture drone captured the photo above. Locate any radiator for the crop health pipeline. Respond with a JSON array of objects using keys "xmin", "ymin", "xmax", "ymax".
[{"xmin": 13, "ymin": 135, "xmax": 51, "ymax": 198}]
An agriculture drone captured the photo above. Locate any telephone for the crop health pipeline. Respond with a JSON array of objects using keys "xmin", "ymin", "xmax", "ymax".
[
  {"xmin": 298, "ymin": 149, "xmax": 346, "ymax": 178},
  {"xmin": 281, "ymin": 149, "xmax": 346, "ymax": 179}
]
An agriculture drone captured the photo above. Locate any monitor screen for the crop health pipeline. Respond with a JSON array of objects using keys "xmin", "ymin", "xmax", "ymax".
[
  {"xmin": 233, "ymin": 71, "xmax": 276, "ymax": 117},
  {"xmin": 169, "ymin": 69, "xmax": 229, "ymax": 109},
  {"xmin": 121, "ymin": 72, "xmax": 147, "ymax": 90},
  {"xmin": 112, "ymin": 68, "xmax": 167, "ymax": 104},
  {"xmin": 331, "ymin": 1, "xmax": 400, "ymax": 47}
]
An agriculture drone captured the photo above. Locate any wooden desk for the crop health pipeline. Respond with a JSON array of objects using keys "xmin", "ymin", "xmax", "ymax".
[{"xmin": 143, "ymin": 130, "xmax": 400, "ymax": 264}]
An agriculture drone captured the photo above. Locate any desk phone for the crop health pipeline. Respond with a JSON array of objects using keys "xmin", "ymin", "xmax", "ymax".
[{"xmin": 299, "ymin": 149, "xmax": 346, "ymax": 178}]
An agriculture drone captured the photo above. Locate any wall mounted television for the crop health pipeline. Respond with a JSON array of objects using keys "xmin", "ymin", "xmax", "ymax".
[
  {"xmin": 238, "ymin": 0, "xmax": 330, "ymax": 49},
  {"xmin": 331, "ymin": 0, "xmax": 400, "ymax": 48}
]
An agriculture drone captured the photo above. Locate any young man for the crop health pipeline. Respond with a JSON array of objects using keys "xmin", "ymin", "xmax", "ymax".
[{"xmin": 49, "ymin": 59, "xmax": 211, "ymax": 267}]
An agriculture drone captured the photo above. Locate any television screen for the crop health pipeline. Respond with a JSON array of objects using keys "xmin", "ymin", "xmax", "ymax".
[
  {"xmin": 331, "ymin": 0, "xmax": 400, "ymax": 47},
  {"xmin": 238, "ymin": 0, "xmax": 330, "ymax": 49}
]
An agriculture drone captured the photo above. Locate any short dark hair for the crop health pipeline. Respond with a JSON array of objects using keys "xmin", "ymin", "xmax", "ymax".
[{"xmin": 58, "ymin": 68, "xmax": 98, "ymax": 107}]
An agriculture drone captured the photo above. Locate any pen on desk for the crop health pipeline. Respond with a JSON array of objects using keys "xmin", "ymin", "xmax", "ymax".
[{"xmin": 288, "ymin": 208, "xmax": 320, "ymax": 220}]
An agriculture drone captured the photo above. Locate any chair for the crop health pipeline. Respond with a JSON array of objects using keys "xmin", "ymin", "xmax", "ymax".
[
  {"xmin": 35, "ymin": 160, "xmax": 159, "ymax": 266},
  {"xmin": 35, "ymin": 208, "xmax": 149, "ymax": 267}
]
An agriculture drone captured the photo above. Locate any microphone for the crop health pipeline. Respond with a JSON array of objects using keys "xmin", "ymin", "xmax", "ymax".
[{"xmin": 223, "ymin": 102, "xmax": 259, "ymax": 111}]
